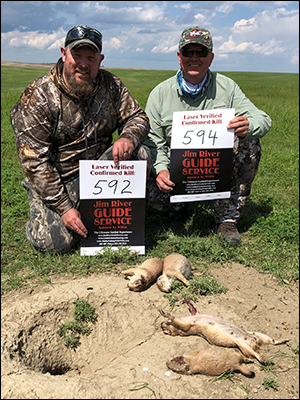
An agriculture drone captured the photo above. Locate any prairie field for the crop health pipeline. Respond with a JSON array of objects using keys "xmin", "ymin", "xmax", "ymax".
[
  {"xmin": 1, "ymin": 64, "xmax": 299, "ymax": 400},
  {"xmin": 1, "ymin": 65, "xmax": 299, "ymax": 292}
]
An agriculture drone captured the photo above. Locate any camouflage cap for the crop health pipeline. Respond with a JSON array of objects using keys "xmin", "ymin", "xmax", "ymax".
[
  {"xmin": 178, "ymin": 27, "xmax": 213, "ymax": 51},
  {"xmin": 68, "ymin": 39, "xmax": 100, "ymax": 53},
  {"xmin": 65, "ymin": 25, "xmax": 102, "ymax": 53}
]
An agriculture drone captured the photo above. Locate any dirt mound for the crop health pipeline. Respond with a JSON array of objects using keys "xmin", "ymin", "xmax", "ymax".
[{"xmin": 1, "ymin": 263, "xmax": 299, "ymax": 399}]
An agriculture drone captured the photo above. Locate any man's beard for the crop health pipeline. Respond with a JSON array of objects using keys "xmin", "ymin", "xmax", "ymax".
[{"xmin": 64, "ymin": 68, "xmax": 97, "ymax": 97}]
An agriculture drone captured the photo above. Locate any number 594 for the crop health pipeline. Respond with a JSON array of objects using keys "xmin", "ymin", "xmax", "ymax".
[{"xmin": 183, "ymin": 129, "xmax": 218, "ymax": 146}]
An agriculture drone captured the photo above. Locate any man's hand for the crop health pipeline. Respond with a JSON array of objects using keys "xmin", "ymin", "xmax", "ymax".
[
  {"xmin": 112, "ymin": 137, "xmax": 135, "ymax": 165},
  {"xmin": 61, "ymin": 208, "xmax": 88, "ymax": 238},
  {"xmin": 227, "ymin": 116, "xmax": 249, "ymax": 138},
  {"xmin": 156, "ymin": 170, "xmax": 175, "ymax": 193}
]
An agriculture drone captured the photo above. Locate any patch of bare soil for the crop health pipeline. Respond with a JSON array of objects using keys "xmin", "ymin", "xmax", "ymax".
[
  {"xmin": 1, "ymin": 61, "xmax": 151, "ymax": 71},
  {"xmin": 1, "ymin": 61, "xmax": 55, "ymax": 68},
  {"xmin": 1, "ymin": 263, "xmax": 299, "ymax": 399}
]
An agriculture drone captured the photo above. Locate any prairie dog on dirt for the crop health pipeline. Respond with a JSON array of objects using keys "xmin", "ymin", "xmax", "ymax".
[
  {"xmin": 167, "ymin": 347, "xmax": 255, "ymax": 377},
  {"xmin": 160, "ymin": 301, "xmax": 289, "ymax": 364},
  {"xmin": 122, "ymin": 258, "xmax": 163, "ymax": 291},
  {"xmin": 157, "ymin": 253, "xmax": 191, "ymax": 292}
]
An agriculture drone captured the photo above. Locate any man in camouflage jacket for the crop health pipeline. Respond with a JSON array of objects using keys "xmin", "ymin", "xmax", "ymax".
[{"xmin": 11, "ymin": 25, "xmax": 151, "ymax": 253}]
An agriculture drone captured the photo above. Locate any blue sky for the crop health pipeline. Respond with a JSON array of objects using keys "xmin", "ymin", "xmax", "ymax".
[{"xmin": 1, "ymin": 1, "xmax": 299, "ymax": 73}]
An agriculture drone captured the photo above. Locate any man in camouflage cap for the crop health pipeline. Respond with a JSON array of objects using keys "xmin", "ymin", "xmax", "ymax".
[
  {"xmin": 144, "ymin": 26, "xmax": 271, "ymax": 246},
  {"xmin": 178, "ymin": 27, "xmax": 213, "ymax": 51},
  {"xmin": 11, "ymin": 25, "xmax": 151, "ymax": 253}
]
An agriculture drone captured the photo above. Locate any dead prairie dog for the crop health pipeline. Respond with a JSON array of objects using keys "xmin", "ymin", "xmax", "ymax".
[
  {"xmin": 122, "ymin": 258, "xmax": 163, "ymax": 291},
  {"xmin": 157, "ymin": 253, "xmax": 191, "ymax": 292},
  {"xmin": 160, "ymin": 301, "xmax": 289, "ymax": 364},
  {"xmin": 167, "ymin": 347, "xmax": 255, "ymax": 377}
]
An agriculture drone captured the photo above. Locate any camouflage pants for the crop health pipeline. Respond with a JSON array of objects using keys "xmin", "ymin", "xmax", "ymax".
[
  {"xmin": 146, "ymin": 138, "xmax": 261, "ymax": 225},
  {"xmin": 23, "ymin": 144, "xmax": 152, "ymax": 253}
]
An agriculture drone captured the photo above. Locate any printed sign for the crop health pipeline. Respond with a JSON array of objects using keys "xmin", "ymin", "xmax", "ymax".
[
  {"xmin": 170, "ymin": 109, "xmax": 235, "ymax": 202},
  {"xmin": 79, "ymin": 160, "xmax": 147, "ymax": 256}
]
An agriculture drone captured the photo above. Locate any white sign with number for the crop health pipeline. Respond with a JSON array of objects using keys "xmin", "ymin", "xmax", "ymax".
[
  {"xmin": 79, "ymin": 160, "xmax": 146, "ymax": 199},
  {"xmin": 79, "ymin": 160, "xmax": 147, "ymax": 256},
  {"xmin": 171, "ymin": 108, "xmax": 235, "ymax": 149},
  {"xmin": 170, "ymin": 108, "xmax": 235, "ymax": 203}
]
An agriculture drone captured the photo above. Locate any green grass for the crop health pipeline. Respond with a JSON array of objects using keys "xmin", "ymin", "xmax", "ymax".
[
  {"xmin": 1, "ymin": 65, "xmax": 299, "ymax": 293},
  {"xmin": 57, "ymin": 299, "xmax": 97, "ymax": 348},
  {"xmin": 163, "ymin": 274, "xmax": 228, "ymax": 308},
  {"xmin": 263, "ymin": 376, "xmax": 279, "ymax": 391},
  {"xmin": 106, "ymin": 68, "xmax": 175, "ymax": 109}
]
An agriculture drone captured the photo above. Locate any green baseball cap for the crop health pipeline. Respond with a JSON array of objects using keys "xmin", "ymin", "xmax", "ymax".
[
  {"xmin": 178, "ymin": 27, "xmax": 213, "ymax": 51},
  {"xmin": 65, "ymin": 25, "xmax": 102, "ymax": 53}
]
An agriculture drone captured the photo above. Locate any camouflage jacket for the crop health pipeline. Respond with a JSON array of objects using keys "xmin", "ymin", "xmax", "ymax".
[{"xmin": 11, "ymin": 58, "xmax": 150, "ymax": 216}]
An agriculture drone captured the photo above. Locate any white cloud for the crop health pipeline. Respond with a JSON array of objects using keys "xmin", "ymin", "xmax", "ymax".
[
  {"xmin": 1, "ymin": 1, "xmax": 298, "ymax": 72},
  {"xmin": 93, "ymin": 2, "xmax": 167, "ymax": 24},
  {"xmin": 215, "ymin": 1, "xmax": 235, "ymax": 14},
  {"xmin": 252, "ymin": 39, "xmax": 285, "ymax": 56},
  {"xmin": 232, "ymin": 18, "xmax": 257, "ymax": 33},
  {"xmin": 106, "ymin": 38, "xmax": 122, "ymax": 49},
  {"xmin": 179, "ymin": 3, "xmax": 192, "ymax": 10},
  {"xmin": 48, "ymin": 39, "xmax": 64, "ymax": 50},
  {"xmin": 213, "ymin": 35, "xmax": 225, "ymax": 44},
  {"xmin": 151, "ymin": 43, "xmax": 178, "ymax": 54},
  {"xmin": 218, "ymin": 35, "xmax": 235, "ymax": 53},
  {"xmin": 235, "ymin": 42, "xmax": 253, "ymax": 52},
  {"xmin": 194, "ymin": 13, "xmax": 207, "ymax": 25},
  {"xmin": 218, "ymin": 53, "xmax": 229, "ymax": 59},
  {"xmin": 230, "ymin": 6, "xmax": 299, "ymax": 42},
  {"xmin": 219, "ymin": 36, "xmax": 285, "ymax": 56},
  {"xmin": 216, "ymin": 5, "xmax": 299, "ymax": 66},
  {"xmin": 1, "ymin": 30, "xmax": 16, "ymax": 43},
  {"xmin": 4, "ymin": 28, "xmax": 65, "ymax": 50}
]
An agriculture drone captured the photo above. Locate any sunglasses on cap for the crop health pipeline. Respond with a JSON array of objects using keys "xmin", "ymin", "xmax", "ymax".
[
  {"xmin": 65, "ymin": 26, "xmax": 102, "ymax": 52},
  {"xmin": 181, "ymin": 48, "xmax": 210, "ymax": 58}
]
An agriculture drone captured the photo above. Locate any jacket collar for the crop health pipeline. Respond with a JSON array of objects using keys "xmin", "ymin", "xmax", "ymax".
[{"xmin": 176, "ymin": 68, "xmax": 212, "ymax": 97}]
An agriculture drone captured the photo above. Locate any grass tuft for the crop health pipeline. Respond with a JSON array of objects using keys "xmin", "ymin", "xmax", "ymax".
[
  {"xmin": 163, "ymin": 274, "xmax": 227, "ymax": 307},
  {"xmin": 57, "ymin": 299, "xmax": 97, "ymax": 348}
]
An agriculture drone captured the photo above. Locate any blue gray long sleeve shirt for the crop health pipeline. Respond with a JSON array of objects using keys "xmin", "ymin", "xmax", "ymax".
[{"xmin": 144, "ymin": 69, "xmax": 271, "ymax": 176}]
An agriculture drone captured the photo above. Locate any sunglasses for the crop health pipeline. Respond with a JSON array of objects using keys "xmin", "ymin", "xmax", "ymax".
[
  {"xmin": 181, "ymin": 48, "xmax": 210, "ymax": 58},
  {"xmin": 65, "ymin": 26, "xmax": 102, "ymax": 52}
]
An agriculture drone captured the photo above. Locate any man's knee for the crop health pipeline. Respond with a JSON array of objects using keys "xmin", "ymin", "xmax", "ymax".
[
  {"xmin": 26, "ymin": 219, "xmax": 78, "ymax": 253},
  {"xmin": 22, "ymin": 177, "xmax": 79, "ymax": 252}
]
